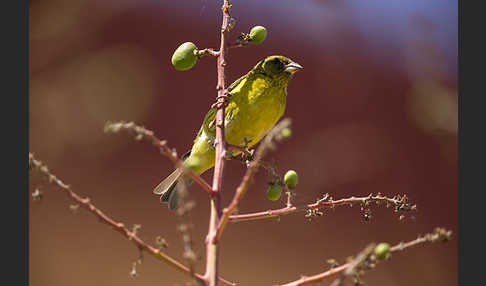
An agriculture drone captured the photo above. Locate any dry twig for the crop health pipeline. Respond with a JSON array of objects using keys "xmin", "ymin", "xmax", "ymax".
[
  {"xmin": 214, "ymin": 118, "xmax": 292, "ymax": 241},
  {"xmin": 229, "ymin": 192, "xmax": 416, "ymax": 222},
  {"xmin": 104, "ymin": 121, "xmax": 214, "ymax": 197},
  {"xmin": 28, "ymin": 153, "xmax": 235, "ymax": 286},
  {"xmin": 279, "ymin": 227, "xmax": 452, "ymax": 286}
]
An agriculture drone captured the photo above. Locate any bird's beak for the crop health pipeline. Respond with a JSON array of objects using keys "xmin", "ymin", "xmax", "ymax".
[{"xmin": 284, "ymin": 61, "xmax": 303, "ymax": 74}]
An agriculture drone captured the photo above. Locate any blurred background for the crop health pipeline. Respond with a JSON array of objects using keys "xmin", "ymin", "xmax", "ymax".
[{"xmin": 29, "ymin": 0, "xmax": 457, "ymax": 285}]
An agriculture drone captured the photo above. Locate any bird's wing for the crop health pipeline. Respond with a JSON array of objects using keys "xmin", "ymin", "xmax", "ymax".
[
  {"xmin": 227, "ymin": 73, "xmax": 247, "ymax": 92},
  {"xmin": 201, "ymin": 108, "xmax": 217, "ymax": 136},
  {"xmin": 194, "ymin": 73, "xmax": 248, "ymax": 139}
]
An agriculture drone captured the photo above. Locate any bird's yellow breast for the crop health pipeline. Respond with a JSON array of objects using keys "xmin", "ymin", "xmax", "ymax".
[
  {"xmin": 224, "ymin": 76, "xmax": 286, "ymax": 147},
  {"xmin": 188, "ymin": 74, "xmax": 288, "ymax": 175}
]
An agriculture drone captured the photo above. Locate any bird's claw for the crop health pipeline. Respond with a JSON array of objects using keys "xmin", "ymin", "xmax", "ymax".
[
  {"xmin": 211, "ymin": 90, "xmax": 232, "ymax": 109},
  {"xmin": 226, "ymin": 140, "xmax": 254, "ymax": 161}
]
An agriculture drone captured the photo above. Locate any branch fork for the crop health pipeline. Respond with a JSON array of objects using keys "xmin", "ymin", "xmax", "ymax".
[
  {"xmin": 196, "ymin": 48, "xmax": 220, "ymax": 58},
  {"xmin": 279, "ymin": 227, "xmax": 452, "ymax": 286},
  {"xmin": 28, "ymin": 153, "xmax": 234, "ymax": 286},
  {"xmin": 104, "ymin": 121, "xmax": 216, "ymax": 197}
]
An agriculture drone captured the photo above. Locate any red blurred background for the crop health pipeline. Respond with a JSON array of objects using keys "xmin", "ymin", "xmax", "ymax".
[{"xmin": 29, "ymin": 0, "xmax": 457, "ymax": 285}]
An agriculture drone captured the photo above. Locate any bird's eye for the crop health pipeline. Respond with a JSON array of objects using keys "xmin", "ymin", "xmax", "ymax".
[
  {"xmin": 270, "ymin": 58, "xmax": 284, "ymax": 71},
  {"xmin": 271, "ymin": 58, "xmax": 281, "ymax": 65}
]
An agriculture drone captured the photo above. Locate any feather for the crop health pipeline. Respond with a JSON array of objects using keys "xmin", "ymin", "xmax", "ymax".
[{"xmin": 153, "ymin": 168, "xmax": 183, "ymax": 197}]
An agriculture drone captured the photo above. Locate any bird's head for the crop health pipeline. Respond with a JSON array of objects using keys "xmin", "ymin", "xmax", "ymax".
[{"xmin": 252, "ymin": 55, "xmax": 303, "ymax": 82}]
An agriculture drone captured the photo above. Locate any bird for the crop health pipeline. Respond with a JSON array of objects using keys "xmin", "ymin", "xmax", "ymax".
[{"xmin": 153, "ymin": 55, "xmax": 303, "ymax": 209}]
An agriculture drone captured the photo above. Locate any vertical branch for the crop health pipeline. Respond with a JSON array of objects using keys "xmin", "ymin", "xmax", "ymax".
[{"xmin": 204, "ymin": 1, "xmax": 231, "ymax": 285}]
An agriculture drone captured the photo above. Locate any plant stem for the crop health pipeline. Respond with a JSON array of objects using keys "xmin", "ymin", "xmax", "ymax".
[
  {"xmin": 214, "ymin": 119, "xmax": 291, "ymax": 241},
  {"xmin": 104, "ymin": 121, "xmax": 215, "ymax": 196},
  {"xmin": 278, "ymin": 227, "xmax": 452, "ymax": 286},
  {"xmin": 229, "ymin": 193, "xmax": 416, "ymax": 222},
  {"xmin": 28, "ymin": 153, "xmax": 234, "ymax": 286},
  {"xmin": 204, "ymin": 1, "xmax": 231, "ymax": 285}
]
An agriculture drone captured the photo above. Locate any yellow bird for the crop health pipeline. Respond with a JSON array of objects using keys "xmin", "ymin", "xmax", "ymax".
[{"xmin": 154, "ymin": 55, "xmax": 303, "ymax": 209}]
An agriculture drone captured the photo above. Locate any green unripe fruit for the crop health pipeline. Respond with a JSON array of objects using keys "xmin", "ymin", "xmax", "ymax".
[
  {"xmin": 284, "ymin": 170, "xmax": 298, "ymax": 189},
  {"xmin": 281, "ymin": 127, "xmax": 292, "ymax": 139},
  {"xmin": 185, "ymin": 156, "xmax": 201, "ymax": 172},
  {"xmin": 171, "ymin": 42, "xmax": 198, "ymax": 71},
  {"xmin": 374, "ymin": 243, "xmax": 390, "ymax": 259},
  {"xmin": 266, "ymin": 184, "xmax": 283, "ymax": 201},
  {"xmin": 249, "ymin": 26, "xmax": 267, "ymax": 44}
]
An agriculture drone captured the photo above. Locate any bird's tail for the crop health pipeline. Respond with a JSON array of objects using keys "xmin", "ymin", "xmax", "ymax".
[{"xmin": 153, "ymin": 168, "xmax": 185, "ymax": 210}]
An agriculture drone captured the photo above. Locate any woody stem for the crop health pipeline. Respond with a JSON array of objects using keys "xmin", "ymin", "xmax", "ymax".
[{"xmin": 204, "ymin": 1, "xmax": 231, "ymax": 285}]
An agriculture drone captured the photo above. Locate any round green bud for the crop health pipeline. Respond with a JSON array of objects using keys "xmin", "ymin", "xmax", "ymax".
[
  {"xmin": 249, "ymin": 26, "xmax": 267, "ymax": 44},
  {"xmin": 185, "ymin": 156, "xmax": 201, "ymax": 172},
  {"xmin": 281, "ymin": 127, "xmax": 292, "ymax": 139},
  {"xmin": 171, "ymin": 42, "xmax": 198, "ymax": 71},
  {"xmin": 266, "ymin": 184, "xmax": 283, "ymax": 201},
  {"xmin": 284, "ymin": 170, "xmax": 298, "ymax": 189},
  {"xmin": 374, "ymin": 243, "xmax": 391, "ymax": 259}
]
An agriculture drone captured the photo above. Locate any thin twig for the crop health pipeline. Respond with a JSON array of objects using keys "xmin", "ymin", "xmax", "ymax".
[
  {"xmin": 104, "ymin": 121, "xmax": 215, "ymax": 197},
  {"xmin": 214, "ymin": 118, "xmax": 292, "ymax": 242},
  {"xmin": 278, "ymin": 227, "xmax": 452, "ymax": 286},
  {"xmin": 229, "ymin": 192, "xmax": 416, "ymax": 222},
  {"xmin": 196, "ymin": 48, "xmax": 220, "ymax": 58},
  {"xmin": 29, "ymin": 153, "xmax": 235, "ymax": 286}
]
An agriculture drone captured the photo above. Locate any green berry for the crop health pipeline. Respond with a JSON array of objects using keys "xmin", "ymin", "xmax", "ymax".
[
  {"xmin": 171, "ymin": 42, "xmax": 198, "ymax": 71},
  {"xmin": 266, "ymin": 184, "xmax": 283, "ymax": 201},
  {"xmin": 185, "ymin": 156, "xmax": 201, "ymax": 172},
  {"xmin": 281, "ymin": 127, "xmax": 292, "ymax": 139},
  {"xmin": 249, "ymin": 26, "xmax": 267, "ymax": 44},
  {"xmin": 284, "ymin": 170, "xmax": 298, "ymax": 189},
  {"xmin": 374, "ymin": 243, "xmax": 390, "ymax": 259}
]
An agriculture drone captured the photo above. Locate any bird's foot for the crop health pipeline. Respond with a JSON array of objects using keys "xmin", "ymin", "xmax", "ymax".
[
  {"xmin": 226, "ymin": 139, "xmax": 254, "ymax": 162},
  {"xmin": 210, "ymin": 90, "xmax": 232, "ymax": 109}
]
